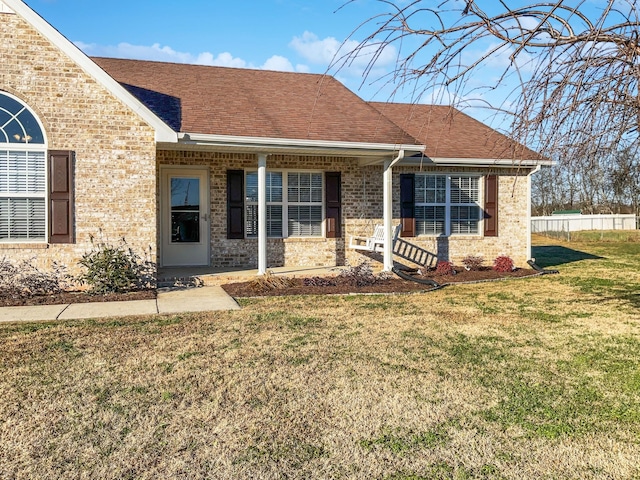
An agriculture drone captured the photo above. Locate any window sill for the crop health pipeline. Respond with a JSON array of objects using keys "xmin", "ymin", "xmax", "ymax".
[
  {"xmin": 0, "ymin": 242, "xmax": 49, "ymax": 249},
  {"xmin": 283, "ymin": 237, "xmax": 328, "ymax": 243},
  {"xmin": 245, "ymin": 237, "xmax": 329, "ymax": 242},
  {"xmin": 415, "ymin": 234, "xmax": 482, "ymax": 238}
]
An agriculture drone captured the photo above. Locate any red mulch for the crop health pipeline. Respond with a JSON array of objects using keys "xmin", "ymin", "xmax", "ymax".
[
  {"xmin": 221, "ymin": 268, "xmax": 541, "ymax": 298},
  {"xmin": 0, "ymin": 289, "xmax": 157, "ymax": 308}
]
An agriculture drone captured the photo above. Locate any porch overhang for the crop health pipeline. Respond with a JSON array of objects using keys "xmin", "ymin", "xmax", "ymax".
[
  {"xmin": 157, "ymin": 132, "xmax": 425, "ymax": 162},
  {"xmin": 398, "ymin": 155, "xmax": 553, "ymax": 168}
]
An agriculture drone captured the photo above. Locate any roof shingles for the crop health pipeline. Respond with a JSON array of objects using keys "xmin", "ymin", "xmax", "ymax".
[
  {"xmin": 370, "ymin": 102, "xmax": 542, "ymax": 161},
  {"xmin": 93, "ymin": 57, "xmax": 541, "ymax": 161},
  {"xmin": 92, "ymin": 57, "xmax": 420, "ymax": 146}
]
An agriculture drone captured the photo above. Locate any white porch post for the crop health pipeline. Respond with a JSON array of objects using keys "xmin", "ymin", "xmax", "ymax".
[
  {"xmin": 257, "ymin": 154, "xmax": 268, "ymax": 275},
  {"xmin": 382, "ymin": 150, "xmax": 405, "ymax": 272},
  {"xmin": 527, "ymin": 165, "xmax": 541, "ymax": 261},
  {"xmin": 383, "ymin": 158, "xmax": 394, "ymax": 272}
]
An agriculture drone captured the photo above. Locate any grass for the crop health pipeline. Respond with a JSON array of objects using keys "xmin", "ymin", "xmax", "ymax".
[{"xmin": 0, "ymin": 232, "xmax": 639, "ymax": 479}]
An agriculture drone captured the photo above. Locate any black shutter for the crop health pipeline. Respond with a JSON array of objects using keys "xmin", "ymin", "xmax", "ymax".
[
  {"xmin": 484, "ymin": 174, "xmax": 498, "ymax": 237},
  {"xmin": 48, "ymin": 150, "xmax": 74, "ymax": 244},
  {"xmin": 227, "ymin": 170, "xmax": 244, "ymax": 239},
  {"xmin": 399, "ymin": 173, "xmax": 415, "ymax": 237},
  {"xmin": 325, "ymin": 171, "xmax": 341, "ymax": 238}
]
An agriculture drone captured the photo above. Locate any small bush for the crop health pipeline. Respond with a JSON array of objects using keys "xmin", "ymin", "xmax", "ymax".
[
  {"xmin": 77, "ymin": 235, "xmax": 154, "ymax": 294},
  {"xmin": 249, "ymin": 271, "xmax": 296, "ymax": 291},
  {"xmin": 339, "ymin": 260, "xmax": 388, "ymax": 286},
  {"xmin": 0, "ymin": 258, "xmax": 70, "ymax": 300},
  {"xmin": 462, "ymin": 255, "xmax": 485, "ymax": 270},
  {"xmin": 435, "ymin": 261, "xmax": 455, "ymax": 276},
  {"xmin": 304, "ymin": 276, "xmax": 337, "ymax": 287},
  {"xmin": 493, "ymin": 255, "xmax": 515, "ymax": 272}
]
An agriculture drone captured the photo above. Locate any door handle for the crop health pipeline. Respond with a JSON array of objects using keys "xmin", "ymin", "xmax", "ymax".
[{"xmin": 202, "ymin": 213, "xmax": 209, "ymax": 222}]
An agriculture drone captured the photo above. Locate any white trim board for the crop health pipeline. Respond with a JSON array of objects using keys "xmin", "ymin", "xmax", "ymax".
[{"xmin": 0, "ymin": 1, "xmax": 14, "ymax": 13}]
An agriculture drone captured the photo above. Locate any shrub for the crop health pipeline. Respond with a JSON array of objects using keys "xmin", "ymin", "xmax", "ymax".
[
  {"xmin": 435, "ymin": 260, "xmax": 455, "ymax": 276},
  {"xmin": 493, "ymin": 255, "xmax": 515, "ymax": 272},
  {"xmin": 0, "ymin": 258, "xmax": 70, "ymax": 299},
  {"xmin": 339, "ymin": 260, "xmax": 389, "ymax": 286},
  {"xmin": 249, "ymin": 271, "xmax": 296, "ymax": 291},
  {"xmin": 462, "ymin": 255, "xmax": 485, "ymax": 270},
  {"xmin": 77, "ymin": 235, "xmax": 155, "ymax": 294},
  {"xmin": 304, "ymin": 276, "xmax": 337, "ymax": 287}
]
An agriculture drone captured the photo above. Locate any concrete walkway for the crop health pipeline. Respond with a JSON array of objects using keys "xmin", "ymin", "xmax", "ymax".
[{"xmin": 0, "ymin": 286, "xmax": 240, "ymax": 324}]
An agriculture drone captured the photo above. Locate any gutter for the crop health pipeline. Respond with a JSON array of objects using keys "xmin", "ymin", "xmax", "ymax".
[
  {"xmin": 401, "ymin": 156, "xmax": 553, "ymax": 168},
  {"xmin": 176, "ymin": 132, "xmax": 425, "ymax": 156}
]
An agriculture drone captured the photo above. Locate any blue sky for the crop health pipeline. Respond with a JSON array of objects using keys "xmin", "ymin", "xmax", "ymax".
[
  {"xmin": 24, "ymin": 0, "xmax": 400, "ymax": 100},
  {"xmin": 21, "ymin": 0, "xmax": 628, "ymax": 129}
]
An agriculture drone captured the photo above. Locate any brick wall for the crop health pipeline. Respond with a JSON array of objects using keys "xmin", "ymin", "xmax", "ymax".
[
  {"xmin": 0, "ymin": 12, "xmax": 157, "ymax": 275},
  {"xmin": 158, "ymin": 151, "xmax": 533, "ymax": 269},
  {"xmin": 0, "ymin": 10, "xmax": 531, "ymax": 277}
]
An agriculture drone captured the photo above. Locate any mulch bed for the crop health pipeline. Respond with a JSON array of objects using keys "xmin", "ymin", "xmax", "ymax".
[
  {"xmin": 0, "ymin": 289, "xmax": 157, "ymax": 308},
  {"xmin": 0, "ymin": 269, "xmax": 543, "ymax": 307},
  {"xmin": 221, "ymin": 268, "xmax": 541, "ymax": 298}
]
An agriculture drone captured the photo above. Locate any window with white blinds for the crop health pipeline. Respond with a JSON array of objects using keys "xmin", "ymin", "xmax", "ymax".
[
  {"xmin": 0, "ymin": 151, "xmax": 46, "ymax": 240},
  {"xmin": 245, "ymin": 171, "xmax": 323, "ymax": 238},
  {"xmin": 415, "ymin": 174, "xmax": 481, "ymax": 236},
  {"xmin": 287, "ymin": 172, "xmax": 322, "ymax": 236},
  {"xmin": 0, "ymin": 92, "xmax": 47, "ymax": 242}
]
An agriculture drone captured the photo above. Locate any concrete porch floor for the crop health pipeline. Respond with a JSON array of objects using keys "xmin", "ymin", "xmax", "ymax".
[{"xmin": 157, "ymin": 264, "xmax": 352, "ymax": 287}]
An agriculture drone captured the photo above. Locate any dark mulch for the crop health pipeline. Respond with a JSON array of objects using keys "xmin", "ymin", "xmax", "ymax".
[
  {"xmin": 221, "ymin": 268, "xmax": 540, "ymax": 298},
  {"xmin": 0, "ymin": 289, "xmax": 157, "ymax": 308}
]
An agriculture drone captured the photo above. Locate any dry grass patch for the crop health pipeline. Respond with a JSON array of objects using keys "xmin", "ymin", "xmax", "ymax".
[{"xmin": 1, "ymin": 236, "xmax": 639, "ymax": 479}]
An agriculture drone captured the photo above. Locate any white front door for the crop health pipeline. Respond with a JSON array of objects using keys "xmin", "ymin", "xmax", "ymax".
[{"xmin": 161, "ymin": 167, "xmax": 210, "ymax": 267}]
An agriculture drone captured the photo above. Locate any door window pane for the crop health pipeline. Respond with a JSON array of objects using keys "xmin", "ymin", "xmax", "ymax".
[{"xmin": 171, "ymin": 177, "xmax": 200, "ymax": 243}]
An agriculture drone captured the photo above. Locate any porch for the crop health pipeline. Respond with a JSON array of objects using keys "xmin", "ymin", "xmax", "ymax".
[{"xmin": 157, "ymin": 264, "xmax": 349, "ymax": 288}]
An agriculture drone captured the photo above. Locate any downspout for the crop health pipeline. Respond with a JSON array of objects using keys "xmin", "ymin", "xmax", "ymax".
[
  {"xmin": 527, "ymin": 165, "xmax": 542, "ymax": 262},
  {"xmin": 383, "ymin": 150, "xmax": 405, "ymax": 271}
]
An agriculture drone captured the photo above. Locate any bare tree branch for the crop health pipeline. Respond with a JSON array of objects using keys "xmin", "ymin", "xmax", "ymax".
[{"xmin": 337, "ymin": 0, "xmax": 640, "ymax": 161}]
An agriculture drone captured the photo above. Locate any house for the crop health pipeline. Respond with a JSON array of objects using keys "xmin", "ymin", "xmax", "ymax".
[{"xmin": 0, "ymin": 0, "xmax": 549, "ymax": 279}]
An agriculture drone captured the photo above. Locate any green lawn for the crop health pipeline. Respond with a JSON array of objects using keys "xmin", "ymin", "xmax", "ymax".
[{"xmin": 1, "ymin": 233, "xmax": 639, "ymax": 479}]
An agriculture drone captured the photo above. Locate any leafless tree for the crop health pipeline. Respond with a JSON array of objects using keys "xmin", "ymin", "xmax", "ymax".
[
  {"xmin": 610, "ymin": 144, "xmax": 640, "ymax": 214},
  {"xmin": 339, "ymin": 0, "xmax": 640, "ymax": 161}
]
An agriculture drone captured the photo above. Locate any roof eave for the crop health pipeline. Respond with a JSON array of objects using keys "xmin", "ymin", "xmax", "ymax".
[
  {"xmin": 401, "ymin": 156, "xmax": 553, "ymax": 167},
  {"xmin": 3, "ymin": 0, "xmax": 178, "ymax": 143},
  {"xmin": 166, "ymin": 132, "xmax": 425, "ymax": 158}
]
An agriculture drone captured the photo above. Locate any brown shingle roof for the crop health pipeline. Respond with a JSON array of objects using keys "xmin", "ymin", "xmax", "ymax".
[
  {"xmin": 370, "ymin": 102, "xmax": 542, "ymax": 161},
  {"xmin": 92, "ymin": 57, "xmax": 420, "ymax": 146}
]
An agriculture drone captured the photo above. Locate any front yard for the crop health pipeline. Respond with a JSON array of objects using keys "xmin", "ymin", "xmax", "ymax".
[{"xmin": 0, "ymin": 234, "xmax": 639, "ymax": 479}]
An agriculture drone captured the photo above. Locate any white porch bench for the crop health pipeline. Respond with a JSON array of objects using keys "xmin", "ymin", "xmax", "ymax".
[{"xmin": 348, "ymin": 224, "xmax": 401, "ymax": 252}]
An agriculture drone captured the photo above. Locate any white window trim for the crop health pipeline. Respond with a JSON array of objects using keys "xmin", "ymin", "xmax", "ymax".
[
  {"xmin": 415, "ymin": 173, "xmax": 483, "ymax": 237},
  {"xmin": 245, "ymin": 169, "xmax": 325, "ymax": 239}
]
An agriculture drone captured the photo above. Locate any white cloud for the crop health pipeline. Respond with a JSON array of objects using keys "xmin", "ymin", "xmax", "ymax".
[
  {"xmin": 289, "ymin": 31, "xmax": 397, "ymax": 75},
  {"xmin": 74, "ymin": 40, "xmax": 307, "ymax": 72},
  {"xmin": 261, "ymin": 55, "xmax": 294, "ymax": 72}
]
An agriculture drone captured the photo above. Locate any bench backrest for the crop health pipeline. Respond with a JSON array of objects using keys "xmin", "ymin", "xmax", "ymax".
[
  {"xmin": 372, "ymin": 224, "xmax": 401, "ymax": 241},
  {"xmin": 372, "ymin": 224, "xmax": 385, "ymax": 240}
]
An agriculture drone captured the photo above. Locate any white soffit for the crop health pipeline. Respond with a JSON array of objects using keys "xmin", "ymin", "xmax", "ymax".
[{"xmin": 2, "ymin": 0, "xmax": 177, "ymax": 143}]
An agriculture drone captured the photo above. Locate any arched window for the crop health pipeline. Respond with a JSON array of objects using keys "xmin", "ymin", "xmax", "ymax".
[{"xmin": 0, "ymin": 92, "xmax": 47, "ymax": 241}]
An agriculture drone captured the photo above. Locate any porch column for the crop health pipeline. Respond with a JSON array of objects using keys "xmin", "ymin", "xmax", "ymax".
[
  {"xmin": 383, "ymin": 158, "xmax": 394, "ymax": 272},
  {"xmin": 257, "ymin": 154, "xmax": 268, "ymax": 275},
  {"xmin": 527, "ymin": 166, "xmax": 541, "ymax": 261}
]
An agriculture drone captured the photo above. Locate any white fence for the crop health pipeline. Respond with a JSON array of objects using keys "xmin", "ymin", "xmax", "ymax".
[{"xmin": 531, "ymin": 214, "xmax": 639, "ymax": 233}]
